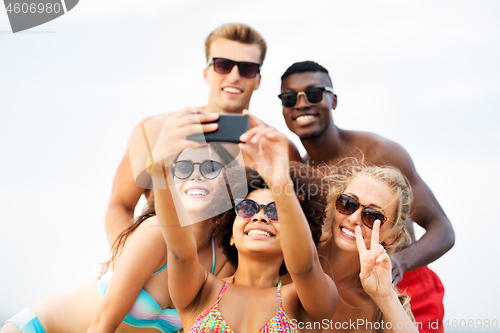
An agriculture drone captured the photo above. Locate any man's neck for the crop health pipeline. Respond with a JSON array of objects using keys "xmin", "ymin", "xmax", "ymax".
[{"xmin": 301, "ymin": 124, "xmax": 348, "ymax": 166}]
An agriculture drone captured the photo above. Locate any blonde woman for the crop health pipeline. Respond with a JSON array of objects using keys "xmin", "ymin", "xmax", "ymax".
[{"xmin": 318, "ymin": 164, "xmax": 418, "ymax": 333}]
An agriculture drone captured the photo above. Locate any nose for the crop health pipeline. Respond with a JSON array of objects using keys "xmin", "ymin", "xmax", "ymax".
[
  {"xmin": 189, "ymin": 164, "xmax": 203, "ymax": 181},
  {"xmin": 294, "ymin": 92, "xmax": 310, "ymax": 109},
  {"xmin": 346, "ymin": 208, "xmax": 363, "ymax": 227},
  {"xmin": 251, "ymin": 207, "xmax": 270, "ymax": 224},
  {"xmin": 226, "ymin": 64, "xmax": 241, "ymax": 81}
]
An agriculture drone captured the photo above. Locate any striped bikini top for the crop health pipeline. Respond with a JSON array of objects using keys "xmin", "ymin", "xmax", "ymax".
[
  {"xmin": 189, "ymin": 276, "xmax": 298, "ymax": 333},
  {"xmin": 99, "ymin": 236, "xmax": 216, "ymax": 333}
]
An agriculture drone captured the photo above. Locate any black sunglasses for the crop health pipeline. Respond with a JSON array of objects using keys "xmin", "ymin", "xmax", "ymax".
[
  {"xmin": 335, "ymin": 194, "xmax": 388, "ymax": 229},
  {"xmin": 278, "ymin": 87, "xmax": 334, "ymax": 108},
  {"xmin": 234, "ymin": 199, "xmax": 279, "ymax": 222},
  {"xmin": 172, "ymin": 160, "xmax": 224, "ymax": 180},
  {"xmin": 207, "ymin": 57, "xmax": 261, "ymax": 79}
]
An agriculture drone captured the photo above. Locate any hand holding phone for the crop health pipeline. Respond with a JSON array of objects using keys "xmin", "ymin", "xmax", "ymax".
[{"xmin": 187, "ymin": 114, "xmax": 249, "ymax": 143}]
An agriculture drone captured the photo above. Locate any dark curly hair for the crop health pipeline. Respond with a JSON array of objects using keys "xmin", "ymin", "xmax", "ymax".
[{"xmin": 210, "ymin": 162, "xmax": 328, "ymax": 275}]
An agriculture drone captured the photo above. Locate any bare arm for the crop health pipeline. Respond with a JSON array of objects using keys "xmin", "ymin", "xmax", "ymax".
[
  {"xmin": 105, "ymin": 149, "xmax": 147, "ymax": 244},
  {"xmin": 147, "ymin": 107, "xmax": 220, "ymax": 312},
  {"xmin": 88, "ymin": 218, "xmax": 166, "ymax": 332},
  {"xmin": 105, "ymin": 116, "xmax": 158, "ymax": 245},
  {"xmin": 240, "ymin": 126, "xmax": 337, "ymax": 322},
  {"xmin": 153, "ymin": 173, "xmax": 208, "ymax": 312},
  {"xmin": 376, "ymin": 141, "xmax": 455, "ymax": 280}
]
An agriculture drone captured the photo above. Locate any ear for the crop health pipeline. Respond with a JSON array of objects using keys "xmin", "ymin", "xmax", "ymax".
[
  {"xmin": 331, "ymin": 94, "xmax": 338, "ymax": 110},
  {"xmin": 230, "ymin": 236, "xmax": 234, "ymax": 246},
  {"xmin": 383, "ymin": 232, "xmax": 399, "ymax": 245},
  {"xmin": 203, "ymin": 67, "xmax": 210, "ymax": 84},
  {"xmin": 253, "ymin": 74, "xmax": 261, "ymax": 91}
]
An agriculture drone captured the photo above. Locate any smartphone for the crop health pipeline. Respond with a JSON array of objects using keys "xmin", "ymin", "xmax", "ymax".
[{"xmin": 187, "ymin": 114, "xmax": 249, "ymax": 143}]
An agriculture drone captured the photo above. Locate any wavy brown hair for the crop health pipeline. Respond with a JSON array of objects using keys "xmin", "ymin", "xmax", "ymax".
[{"xmin": 209, "ymin": 162, "xmax": 328, "ymax": 275}]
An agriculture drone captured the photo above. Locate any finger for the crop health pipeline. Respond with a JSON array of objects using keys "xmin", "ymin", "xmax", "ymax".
[
  {"xmin": 251, "ymin": 126, "xmax": 276, "ymax": 143},
  {"xmin": 180, "ymin": 123, "xmax": 218, "ymax": 138},
  {"xmin": 175, "ymin": 106, "xmax": 199, "ymax": 117},
  {"xmin": 355, "ymin": 225, "xmax": 367, "ymax": 253},
  {"xmin": 375, "ymin": 252, "xmax": 390, "ymax": 264},
  {"xmin": 265, "ymin": 130, "xmax": 287, "ymax": 143},
  {"xmin": 242, "ymin": 109, "xmax": 265, "ymax": 127},
  {"xmin": 240, "ymin": 124, "xmax": 268, "ymax": 142},
  {"xmin": 198, "ymin": 112, "xmax": 219, "ymax": 123},
  {"xmin": 370, "ymin": 219, "xmax": 381, "ymax": 251},
  {"xmin": 171, "ymin": 113, "xmax": 218, "ymax": 130}
]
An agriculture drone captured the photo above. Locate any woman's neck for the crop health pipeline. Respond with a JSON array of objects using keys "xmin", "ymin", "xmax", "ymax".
[
  {"xmin": 320, "ymin": 236, "xmax": 363, "ymax": 285},
  {"xmin": 233, "ymin": 255, "xmax": 283, "ymax": 288}
]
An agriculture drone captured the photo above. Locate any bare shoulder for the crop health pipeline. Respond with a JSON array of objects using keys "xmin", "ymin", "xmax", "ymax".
[
  {"xmin": 341, "ymin": 129, "xmax": 417, "ymax": 180},
  {"xmin": 127, "ymin": 216, "xmax": 166, "ymax": 249}
]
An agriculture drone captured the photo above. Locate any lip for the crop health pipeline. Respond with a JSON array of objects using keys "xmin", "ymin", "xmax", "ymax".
[
  {"xmin": 183, "ymin": 186, "xmax": 210, "ymax": 198},
  {"xmin": 339, "ymin": 225, "xmax": 356, "ymax": 240},
  {"xmin": 292, "ymin": 112, "xmax": 317, "ymax": 120},
  {"xmin": 244, "ymin": 226, "xmax": 275, "ymax": 238},
  {"xmin": 222, "ymin": 86, "xmax": 244, "ymax": 95}
]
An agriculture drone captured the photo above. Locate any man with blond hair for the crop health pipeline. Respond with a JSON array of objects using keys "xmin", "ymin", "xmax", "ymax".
[{"xmin": 104, "ymin": 23, "xmax": 294, "ymax": 244}]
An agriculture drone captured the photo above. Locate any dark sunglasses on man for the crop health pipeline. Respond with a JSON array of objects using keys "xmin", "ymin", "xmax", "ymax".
[
  {"xmin": 207, "ymin": 57, "xmax": 261, "ymax": 79},
  {"xmin": 278, "ymin": 87, "xmax": 334, "ymax": 108}
]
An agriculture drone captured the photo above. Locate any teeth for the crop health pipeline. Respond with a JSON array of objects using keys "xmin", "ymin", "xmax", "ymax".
[
  {"xmin": 186, "ymin": 189, "xmax": 208, "ymax": 196},
  {"xmin": 247, "ymin": 229, "xmax": 271, "ymax": 237},
  {"xmin": 223, "ymin": 87, "xmax": 242, "ymax": 93},
  {"xmin": 342, "ymin": 227, "xmax": 355, "ymax": 238},
  {"xmin": 296, "ymin": 115, "xmax": 315, "ymax": 122}
]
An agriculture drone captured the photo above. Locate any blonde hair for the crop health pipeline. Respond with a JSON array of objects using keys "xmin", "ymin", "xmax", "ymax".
[
  {"xmin": 323, "ymin": 162, "xmax": 415, "ymax": 331},
  {"xmin": 205, "ymin": 23, "xmax": 267, "ymax": 63}
]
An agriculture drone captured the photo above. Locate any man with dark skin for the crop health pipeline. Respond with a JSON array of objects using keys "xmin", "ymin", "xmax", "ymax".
[{"xmin": 279, "ymin": 61, "xmax": 454, "ymax": 333}]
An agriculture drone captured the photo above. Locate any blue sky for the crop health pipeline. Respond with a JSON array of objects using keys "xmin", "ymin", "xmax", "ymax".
[{"xmin": 1, "ymin": 0, "xmax": 499, "ymax": 326}]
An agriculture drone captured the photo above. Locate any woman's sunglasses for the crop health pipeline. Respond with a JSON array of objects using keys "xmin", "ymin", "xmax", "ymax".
[
  {"xmin": 278, "ymin": 87, "xmax": 334, "ymax": 108},
  {"xmin": 172, "ymin": 160, "xmax": 224, "ymax": 180},
  {"xmin": 207, "ymin": 57, "xmax": 261, "ymax": 79},
  {"xmin": 234, "ymin": 199, "xmax": 279, "ymax": 222},
  {"xmin": 335, "ymin": 194, "xmax": 387, "ymax": 229}
]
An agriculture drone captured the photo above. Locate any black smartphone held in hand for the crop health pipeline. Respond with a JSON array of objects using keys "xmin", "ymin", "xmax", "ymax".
[{"xmin": 187, "ymin": 114, "xmax": 249, "ymax": 143}]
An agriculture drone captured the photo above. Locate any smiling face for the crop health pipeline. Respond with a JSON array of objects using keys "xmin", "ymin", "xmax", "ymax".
[
  {"xmin": 231, "ymin": 189, "xmax": 282, "ymax": 257},
  {"xmin": 173, "ymin": 146, "xmax": 223, "ymax": 219},
  {"xmin": 332, "ymin": 176, "xmax": 398, "ymax": 252},
  {"xmin": 204, "ymin": 38, "xmax": 262, "ymax": 114},
  {"xmin": 281, "ymin": 72, "xmax": 337, "ymax": 140}
]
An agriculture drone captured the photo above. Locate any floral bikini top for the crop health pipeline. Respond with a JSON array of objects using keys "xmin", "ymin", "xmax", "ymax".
[{"xmin": 189, "ymin": 276, "xmax": 298, "ymax": 333}]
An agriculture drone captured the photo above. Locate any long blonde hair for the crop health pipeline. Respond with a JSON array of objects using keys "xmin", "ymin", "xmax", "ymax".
[{"xmin": 323, "ymin": 162, "xmax": 415, "ymax": 331}]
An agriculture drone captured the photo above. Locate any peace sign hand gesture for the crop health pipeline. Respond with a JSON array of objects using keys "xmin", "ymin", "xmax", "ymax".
[{"xmin": 355, "ymin": 220, "xmax": 394, "ymax": 300}]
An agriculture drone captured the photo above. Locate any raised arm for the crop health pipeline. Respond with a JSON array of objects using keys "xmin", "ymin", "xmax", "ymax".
[
  {"xmin": 147, "ymin": 107, "xmax": 219, "ymax": 312},
  {"xmin": 376, "ymin": 140, "xmax": 454, "ymax": 283},
  {"xmin": 240, "ymin": 126, "xmax": 337, "ymax": 322}
]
